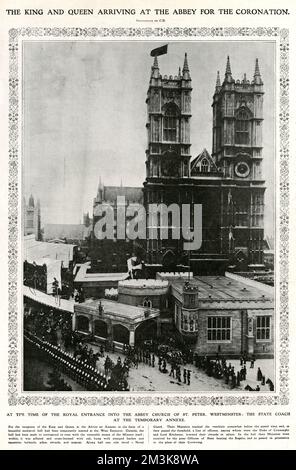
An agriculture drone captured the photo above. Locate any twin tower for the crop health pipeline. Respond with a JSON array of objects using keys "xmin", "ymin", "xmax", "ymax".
[{"xmin": 143, "ymin": 53, "xmax": 265, "ymax": 273}]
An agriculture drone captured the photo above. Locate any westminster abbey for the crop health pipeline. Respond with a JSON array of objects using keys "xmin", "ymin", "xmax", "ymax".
[{"xmin": 91, "ymin": 53, "xmax": 266, "ymax": 275}]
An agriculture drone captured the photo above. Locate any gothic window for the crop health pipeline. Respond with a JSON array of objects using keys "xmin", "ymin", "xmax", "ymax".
[
  {"xmin": 207, "ymin": 316, "xmax": 231, "ymax": 341},
  {"xmin": 189, "ymin": 314, "xmax": 195, "ymax": 332},
  {"xmin": 143, "ymin": 298, "xmax": 152, "ymax": 308},
  {"xmin": 256, "ymin": 316, "xmax": 270, "ymax": 341},
  {"xmin": 163, "ymin": 104, "xmax": 179, "ymax": 142},
  {"xmin": 201, "ymin": 158, "xmax": 209, "ymax": 173},
  {"xmin": 254, "ymin": 194, "xmax": 263, "ymax": 206},
  {"xmin": 235, "ymin": 110, "xmax": 250, "ymax": 145}
]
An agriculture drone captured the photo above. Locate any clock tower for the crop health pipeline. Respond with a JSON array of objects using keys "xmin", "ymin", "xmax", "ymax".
[{"xmin": 212, "ymin": 57, "xmax": 265, "ymax": 267}]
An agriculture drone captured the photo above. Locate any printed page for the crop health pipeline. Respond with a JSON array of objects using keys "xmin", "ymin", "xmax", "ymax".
[{"xmin": 0, "ymin": 0, "xmax": 295, "ymax": 453}]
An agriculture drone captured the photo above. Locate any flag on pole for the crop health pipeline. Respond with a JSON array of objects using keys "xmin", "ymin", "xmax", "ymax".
[{"xmin": 150, "ymin": 45, "xmax": 168, "ymax": 57}]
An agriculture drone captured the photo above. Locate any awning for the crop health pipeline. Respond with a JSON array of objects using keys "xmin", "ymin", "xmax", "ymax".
[{"xmin": 23, "ymin": 285, "xmax": 74, "ymax": 313}]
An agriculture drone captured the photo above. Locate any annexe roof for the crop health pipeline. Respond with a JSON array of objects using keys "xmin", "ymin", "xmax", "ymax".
[
  {"xmin": 75, "ymin": 298, "xmax": 159, "ymax": 322},
  {"xmin": 171, "ymin": 275, "xmax": 274, "ymax": 302}
]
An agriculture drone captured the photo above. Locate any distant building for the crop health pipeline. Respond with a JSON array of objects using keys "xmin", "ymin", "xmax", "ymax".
[
  {"xmin": 90, "ymin": 180, "xmax": 144, "ymax": 272},
  {"xmin": 23, "ymin": 194, "xmax": 41, "ymax": 240},
  {"xmin": 44, "ymin": 223, "xmax": 91, "ymax": 244},
  {"xmin": 144, "ymin": 54, "xmax": 265, "ymax": 272},
  {"xmin": 89, "ymin": 52, "xmax": 267, "ymax": 277}
]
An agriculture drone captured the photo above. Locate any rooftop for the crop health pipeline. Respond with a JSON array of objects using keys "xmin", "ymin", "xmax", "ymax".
[
  {"xmin": 75, "ymin": 298, "xmax": 159, "ymax": 321},
  {"xmin": 24, "ymin": 234, "xmax": 76, "ymax": 268},
  {"xmin": 74, "ymin": 263, "xmax": 128, "ymax": 283},
  {"xmin": 23, "ymin": 285, "xmax": 74, "ymax": 313},
  {"xmin": 157, "ymin": 272, "xmax": 193, "ymax": 279},
  {"xmin": 172, "ymin": 275, "xmax": 274, "ymax": 301},
  {"xmin": 119, "ymin": 279, "xmax": 169, "ymax": 289}
]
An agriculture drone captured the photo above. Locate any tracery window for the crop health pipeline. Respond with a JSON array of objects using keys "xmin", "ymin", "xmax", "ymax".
[
  {"xmin": 235, "ymin": 109, "xmax": 250, "ymax": 145},
  {"xmin": 163, "ymin": 104, "xmax": 179, "ymax": 142}
]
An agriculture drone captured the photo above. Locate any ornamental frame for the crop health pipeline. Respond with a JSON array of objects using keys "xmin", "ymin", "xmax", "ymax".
[{"xmin": 8, "ymin": 27, "xmax": 289, "ymax": 406}]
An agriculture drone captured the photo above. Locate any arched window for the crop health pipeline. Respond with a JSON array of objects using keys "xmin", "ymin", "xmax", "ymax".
[
  {"xmin": 235, "ymin": 109, "xmax": 250, "ymax": 145},
  {"xmin": 163, "ymin": 104, "xmax": 179, "ymax": 142},
  {"xmin": 143, "ymin": 298, "xmax": 152, "ymax": 308},
  {"xmin": 77, "ymin": 315, "xmax": 89, "ymax": 333},
  {"xmin": 201, "ymin": 158, "xmax": 209, "ymax": 173}
]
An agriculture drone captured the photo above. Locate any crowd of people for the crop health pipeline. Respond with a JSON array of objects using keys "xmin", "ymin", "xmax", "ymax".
[
  {"xmin": 24, "ymin": 306, "xmax": 73, "ymax": 345},
  {"xmin": 72, "ymin": 340, "xmax": 130, "ymax": 391},
  {"xmin": 24, "ymin": 331, "xmax": 129, "ymax": 392},
  {"xmin": 119, "ymin": 343, "xmax": 273, "ymax": 391},
  {"xmin": 25, "ymin": 305, "xmax": 273, "ymax": 392},
  {"xmin": 193, "ymin": 352, "xmax": 273, "ymax": 391}
]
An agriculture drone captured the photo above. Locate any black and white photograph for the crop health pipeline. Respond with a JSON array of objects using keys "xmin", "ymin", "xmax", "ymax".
[{"xmin": 22, "ymin": 39, "xmax": 276, "ymax": 393}]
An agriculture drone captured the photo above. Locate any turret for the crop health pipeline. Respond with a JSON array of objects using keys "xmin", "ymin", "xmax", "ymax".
[
  {"xmin": 182, "ymin": 53, "xmax": 191, "ymax": 80},
  {"xmin": 224, "ymin": 55, "xmax": 233, "ymax": 83},
  {"xmin": 96, "ymin": 176, "xmax": 104, "ymax": 203},
  {"xmin": 151, "ymin": 55, "xmax": 160, "ymax": 79},
  {"xmin": 215, "ymin": 70, "xmax": 221, "ymax": 93},
  {"xmin": 253, "ymin": 58, "xmax": 263, "ymax": 85}
]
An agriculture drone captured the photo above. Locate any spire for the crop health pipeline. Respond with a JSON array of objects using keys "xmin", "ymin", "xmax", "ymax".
[
  {"xmin": 254, "ymin": 58, "xmax": 263, "ymax": 84},
  {"xmin": 254, "ymin": 58, "xmax": 260, "ymax": 76},
  {"xmin": 183, "ymin": 53, "xmax": 189, "ymax": 72},
  {"xmin": 182, "ymin": 53, "xmax": 190, "ymax": 79},
  {"xmin": 97, "ymin": 176, "xmax": 104, "ymax": 202},
  {"xmin": 215, "ymin": 71, "xmax": 221, "ymax": 92},
  {"xmin": 97, "ymin": 176, "xmax": 102, "ymax": 194},
  {"xmin": 178, "ymin": 66, "xmax": 181, "ymax": 78},
  {"xmin": 225, "ymin": 55, "xmax": 232, "ymax": 77},
  {"xmin": 224, "ymin": 55, "xmax": 233, "ymax": 84},
  {"xmin": 151, "ymin": 55, "xmax": 160, "ymax": 78},
  {"xmin": 28, "ymin": 194, "xmax": 34, "ymax": 208}
]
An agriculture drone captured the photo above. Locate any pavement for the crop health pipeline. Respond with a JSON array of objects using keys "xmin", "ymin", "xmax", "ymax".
[{"xmin": 81, "ymin": 342, "xmax": 275, "ymax": 393}]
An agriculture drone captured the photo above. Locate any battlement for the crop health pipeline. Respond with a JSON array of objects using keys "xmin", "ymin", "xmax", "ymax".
[{"xmin": 118, "ymin": 279, "xmax": 169, "ymax": 289}]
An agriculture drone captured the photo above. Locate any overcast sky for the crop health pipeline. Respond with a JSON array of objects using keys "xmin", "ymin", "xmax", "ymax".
[{"xmin": 23, "ymin": 40, "xmax": 275, "ymax": 236}]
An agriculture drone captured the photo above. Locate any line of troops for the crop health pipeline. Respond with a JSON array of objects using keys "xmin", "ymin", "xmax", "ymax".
[{"xmin": 25, "ymin": 331, "xmax": 110, "ymax": 391}]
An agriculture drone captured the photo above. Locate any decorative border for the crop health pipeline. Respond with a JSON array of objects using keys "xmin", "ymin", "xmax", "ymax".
[{"xmin": 8, "ymin": 27, "xmax": 289, "ymax": 406}]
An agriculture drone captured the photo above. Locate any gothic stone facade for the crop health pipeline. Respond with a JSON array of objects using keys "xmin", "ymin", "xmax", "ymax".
[
  {"xmin": 212, "ymin": 57, "xmax": 265, "ymax": 268},
  {"xmin": 91, "ymin": 52, "xmax": 266, "ymax": 275},
  {"xmin": 143, "ymin": 54, "xmax": 265, "ymax": 273}
]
